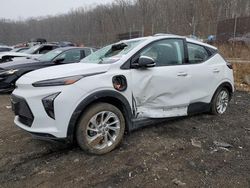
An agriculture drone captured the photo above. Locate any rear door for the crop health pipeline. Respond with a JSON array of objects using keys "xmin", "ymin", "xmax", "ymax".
[
  {"xmin": 186, "ymin": 42, "xmax": 222, "ymax": 105},
  {"xmin": 130, "ymin": 38, "xmax": 192, "ymax": 118}
]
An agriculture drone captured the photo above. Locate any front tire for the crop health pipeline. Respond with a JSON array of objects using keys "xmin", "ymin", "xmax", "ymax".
[
  {"xmin": 76, "ymin": 103, "xmax": 125, "ymax": 155},
  {"xmin": 210, "ymin": 87, "xmax": 230, "ymax": 115}
]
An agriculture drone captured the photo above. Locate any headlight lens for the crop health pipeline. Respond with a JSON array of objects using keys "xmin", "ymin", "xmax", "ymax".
[
  {"xmin": 0, "ymin": 69, "xmax": 19, "ymax": 76},
  {"xmin": 42, "ymin": 92, "xmax": 60, "ymax": 119},
  {"xmin": 32, "ymin": 75, "xmax": 84, "ymax": 87}
]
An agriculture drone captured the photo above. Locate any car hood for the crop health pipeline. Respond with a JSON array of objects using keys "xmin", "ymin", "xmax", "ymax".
[
  {"xmin": 17, "ymin": 63, "xmax": 111, "ymax": 84},
  {"xmin": 0, "ymin": 58, "xmax": 40, "ymax": 69},
  {"xmin": 0, "ymin": 52, "xmax": 31, "ymax": 59}
]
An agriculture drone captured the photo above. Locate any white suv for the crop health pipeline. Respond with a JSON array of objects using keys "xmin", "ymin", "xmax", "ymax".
[{"xmin": 11, "ymin": 34, "xmax": 234, "ymax": 154}]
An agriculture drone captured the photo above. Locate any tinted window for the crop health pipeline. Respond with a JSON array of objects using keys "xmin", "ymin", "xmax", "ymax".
[
  {"xmin": 140, "ymin": 39, "xmax": 185, "ymax": 66},
  {"xmin": 84, "ymin": 48, "xmax": 92, "ymax": 57},
  {"xmin": 37, "ymin": 49, "xmax": 63, "ymax": 61},
  {"xmin": 187, "ymin": 43, "xmax": 209, "ymax": 64},
  {"xmin": 38, "ymin": 46, "xmax": 54, "ymax": 54},
  {"xmin": 0, "ymin": 48, "xmax": 12, "ymax": 52},
  {"xmin": 55, "ymin": 50, "xmax": 81, "ymax": 63}
]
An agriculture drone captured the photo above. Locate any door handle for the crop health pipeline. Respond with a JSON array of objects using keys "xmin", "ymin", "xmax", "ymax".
[
  {"xmin": 213, "ymin": 69, "xmax": 220, "ymax": 73},
  {"xmin": 177, "ymin": 72, "xmax": 188, "ymax": 77}
]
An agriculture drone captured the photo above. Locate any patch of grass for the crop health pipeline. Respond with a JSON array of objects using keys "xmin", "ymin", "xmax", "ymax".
[
  {"xmin": 217, "ymin": 43, "xmax": 250, "ymax": 60},
  {"xmin": 214, "ymin": 43, "xmax": 250, "ymax": 92},
  {"xmin": 232, "ymin": 63, "xmax": 250, "ymax": 92}
]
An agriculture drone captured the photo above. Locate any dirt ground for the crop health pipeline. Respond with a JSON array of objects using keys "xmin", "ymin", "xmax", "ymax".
[{"xmin": 0, "ymin": 92, "xmax": 250, "ymax": 188}]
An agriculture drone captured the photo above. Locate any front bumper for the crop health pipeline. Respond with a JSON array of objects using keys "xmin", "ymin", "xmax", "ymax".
[
  {"xmin": 14, "ymin": 117, "xmax": 70, "ymax": 143},
  {"xmin": 11, "ymin": 84, "xmax": 88, "ymax": 140}
]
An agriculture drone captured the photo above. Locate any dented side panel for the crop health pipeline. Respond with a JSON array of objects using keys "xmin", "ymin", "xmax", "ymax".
[{"xmin": 131, "ymin": 66, "xmax": 191, "ymax": 118}]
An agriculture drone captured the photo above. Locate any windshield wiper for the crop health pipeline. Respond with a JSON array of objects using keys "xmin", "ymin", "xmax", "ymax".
[{"xmin": 98, "ymin": 57, "xmax": 104, "ymax": 64}]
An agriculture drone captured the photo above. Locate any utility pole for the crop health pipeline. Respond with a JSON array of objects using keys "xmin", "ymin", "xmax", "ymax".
[
  {"xmin": 141, "ymin": 25, "xmax": 144, "ymax": 37},
  {"xmin": 192, "ymin": 16, "xmax": 196, "ymax": 36},
  {"xmin": 233, "ymin": 15, "xmax": 237, "ymax": 39},
  {"xmin": 151, "ymin": 23, "xmax": 154, "ymax": 35},
  {"xmin": 129, "ymin": 27, "xmax": 132, "ymax": 39}
]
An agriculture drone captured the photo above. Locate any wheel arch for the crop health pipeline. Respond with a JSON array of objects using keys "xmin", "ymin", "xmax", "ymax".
[
  {"xmin": 67, "ymin": 90, "xmax": 133, "ymax": 142},
  {"xmin": 211, "ymin": 81, "xmax": 234, "ymax": 102}
]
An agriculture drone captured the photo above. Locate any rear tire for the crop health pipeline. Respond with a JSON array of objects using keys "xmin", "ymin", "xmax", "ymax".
[
  {"xmin": 210, "ymin": 87, "xmax": 230, "ymax": 115},
  {"xmin": 76, "ymin": 102, "xmax": 125, "ymax": 155}
]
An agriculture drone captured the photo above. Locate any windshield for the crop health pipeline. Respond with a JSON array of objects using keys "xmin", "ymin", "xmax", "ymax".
[
  {"xmin": 11, "ymin": 48, "xmax": 28, "ymax": 53},
  {"xmin": 24, "ymin": 45, "xmax": 41, "ymax": 54},
  {"xmin": 81, "ymin": 39, "xmax": 145, "ymax": 64},
  {"xmin": 37, "ymin": 49, "xmax": 62, "ymax": 61}
]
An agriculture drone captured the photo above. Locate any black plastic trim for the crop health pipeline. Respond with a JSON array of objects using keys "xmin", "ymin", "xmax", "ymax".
[
  {"xmin": 212, "ymin": 82, "xmax": 234, "ymax": 101},
  {"xmin": 11, "ymin": 94, "xmax": 34, "ymax": 127},
  {"xmin": 187, "ymin": 102, "xmax": 211, "ymax": 115},
  {"xmin": 67, "ymin": 90, "xmax": 133, "ymax": 141},
  {"xmin": 28, "ymin": 132, "xmax": 70, "ymax": 143}
]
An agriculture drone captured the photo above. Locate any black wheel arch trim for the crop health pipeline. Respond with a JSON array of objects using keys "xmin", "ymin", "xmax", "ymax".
[
  {"xmin": 66, "ymin": 90, "xmax": 133, "ymax": 141},
  {"xmin": 212, "ymin": 82, "xmax": 234, "ymax": 102}
]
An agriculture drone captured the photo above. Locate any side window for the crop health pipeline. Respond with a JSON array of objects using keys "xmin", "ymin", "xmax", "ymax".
[
  {"xmin": 139, "ymin": 39, "xmax": 185, "ymax": 66},
  {"xmin": 187, "ymin": 43, "xmax": 209, "ymax": 64},
  {"xmin": 38, "ymin": 46, "xmax": 53, "ymax": 54},
  {"xmin": 55, "ymin": 50, "xmax": 81, "ymax": 63},
  {"xmin": 83, "ymin": 48, "xmax": 91, "ymax": 57}
]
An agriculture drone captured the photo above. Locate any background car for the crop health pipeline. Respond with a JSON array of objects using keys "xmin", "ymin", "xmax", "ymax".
[
  {"xmin": 0, "ymin": 43, "xmax": 60, "ymax": 63},
  {"xmin": 10, "ymin": 47, "xmax": 30, "ymax": 53},
  {"xmin": 0, "ymin": 47, "xmax": 94, "ymax": 93},
  {"xmin": 228, "ymin": 33, "xmax": 250, "ymax": 47},
  {"xmin": 0, "ymin": 46, "xmax": 13, "ymax": 52}
]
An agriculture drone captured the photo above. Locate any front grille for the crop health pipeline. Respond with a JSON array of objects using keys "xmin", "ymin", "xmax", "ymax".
[{"xmin": 11, "ymin": 94, "xmax": 34, "ymax": 127}]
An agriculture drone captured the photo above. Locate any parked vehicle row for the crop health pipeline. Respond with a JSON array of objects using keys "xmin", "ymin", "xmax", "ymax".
[
  {"xmin": 9, "ymin": 34, "xmax": 234, "ymax": 154},
  {"xmin": 0, "ymin": 40, "xmax": 79, "ymax": 63},
  {"xmin": 0, "ymin": 46, "xmax": 13, "ymax": 52},
  {"xmin": 0, "ymin": 47, "xmax": 95, "ymax": 93},
  {"xmin": 0, "ymin": 44, "xmax": 59, "ymax": 63}
]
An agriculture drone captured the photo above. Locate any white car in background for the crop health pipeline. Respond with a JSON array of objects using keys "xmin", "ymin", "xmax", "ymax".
[
  {"xmin": 0, "ymin": 44, "xmax": 59, "ymax": 63},
  {"xmin": 11, "ymin": 34, "xmax": 234, "ymax": 154}
]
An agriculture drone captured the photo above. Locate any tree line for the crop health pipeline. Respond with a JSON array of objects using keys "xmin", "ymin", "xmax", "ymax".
[{"xmin": 0, "ymin": 0, "xmax": 249, "ymax": 46}]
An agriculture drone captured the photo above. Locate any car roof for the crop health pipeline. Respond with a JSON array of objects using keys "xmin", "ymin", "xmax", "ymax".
[{"xmin": 137, "ymin": 34, "xmax": 217, "ymax": 50}]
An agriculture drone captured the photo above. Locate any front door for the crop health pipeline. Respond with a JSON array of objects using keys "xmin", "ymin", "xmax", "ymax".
[{"xmin": 130, "ymin": 38, "xmax": 191, "ymax": 118}]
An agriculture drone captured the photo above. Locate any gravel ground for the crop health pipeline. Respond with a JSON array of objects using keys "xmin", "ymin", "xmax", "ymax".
[{"xmin": 0, "ymin": 91, "xmax": 250, "ymax": 188}]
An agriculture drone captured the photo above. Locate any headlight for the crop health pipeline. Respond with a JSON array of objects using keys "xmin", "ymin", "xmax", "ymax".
[
  {"xmin": 32, "ymin": 75, "xmax": 84, "ymax": 87},
  {"xmin": 0, "ymin": 69, "xmax": 19, "ymax": 76},
  {"xmin": 42, "ymin": 92, "xmax": 60, "ymax": 119}
]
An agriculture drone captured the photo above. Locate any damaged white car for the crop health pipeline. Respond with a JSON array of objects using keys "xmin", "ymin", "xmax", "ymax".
[{"xmin": 11, "ymin": 34, "xmax": 234, "ymax": 154}]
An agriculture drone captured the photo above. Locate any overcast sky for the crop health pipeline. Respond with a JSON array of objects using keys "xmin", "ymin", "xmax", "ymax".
[{"xmin": 0, "ymin": 0, "xmax": 114, "ymax": 20}]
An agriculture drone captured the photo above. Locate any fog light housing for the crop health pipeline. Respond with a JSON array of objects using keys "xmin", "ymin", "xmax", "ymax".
[{"xmin": 42, "ymin": 92, "xmax": 60, "ymax": 119}]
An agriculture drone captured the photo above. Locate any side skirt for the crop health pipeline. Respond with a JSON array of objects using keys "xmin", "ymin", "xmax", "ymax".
[
  {"xmin": 187, "ymin": 102, "xmax": 211, "ymax": 115},
  {"xmin": 128, "ymin": 102, "xmax": 211, "ymax": 131}
]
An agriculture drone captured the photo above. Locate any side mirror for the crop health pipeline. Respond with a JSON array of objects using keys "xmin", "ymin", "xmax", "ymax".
[
  {"xmin": 53, "ymin": 57, "xmax": 65, "ymax": 64},
  {"xmin": 137, "ymin": 56, "xmax": 156, "ymax": 68}
]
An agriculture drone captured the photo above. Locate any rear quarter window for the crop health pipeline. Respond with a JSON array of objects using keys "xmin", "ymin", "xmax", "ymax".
[{"xmin": 187, "ymin": 43, "xmax": 210, "ymax": 64}]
